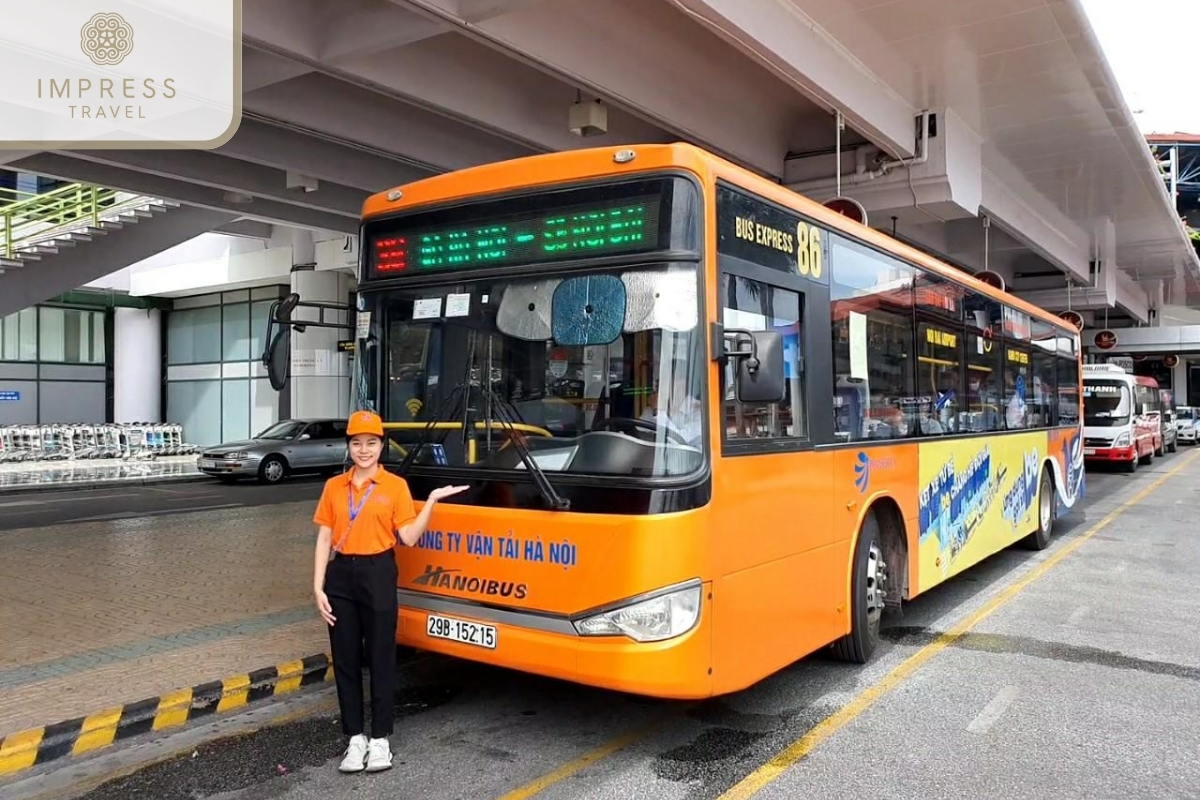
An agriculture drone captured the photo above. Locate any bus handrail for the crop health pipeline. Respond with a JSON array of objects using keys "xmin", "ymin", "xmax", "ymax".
[{"xmin": 381, "ymin": 421, "xmax": 554, "ymax": 438}]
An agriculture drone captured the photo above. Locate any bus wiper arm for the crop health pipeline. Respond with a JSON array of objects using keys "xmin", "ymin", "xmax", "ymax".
[{"xmin": 476, "ymin": 381, "xmax": 571, "ymax": 511}]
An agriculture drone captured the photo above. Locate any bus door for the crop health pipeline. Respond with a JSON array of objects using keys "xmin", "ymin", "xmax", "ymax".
[{"xmin": 709, "ymin": 251, "xmax": 834, "ymax": 672}]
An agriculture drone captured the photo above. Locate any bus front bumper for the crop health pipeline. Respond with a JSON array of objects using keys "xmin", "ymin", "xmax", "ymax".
[
  {"xmin": 1083, "ymin": 445, "xmax": 1137, "ymax": 462},
  {"xmin": 395, "ymin": 584, "xmax": 713, "ymax": 699}
]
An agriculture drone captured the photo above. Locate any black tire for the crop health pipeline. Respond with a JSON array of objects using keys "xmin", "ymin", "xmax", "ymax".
[
  {"xmin": 832, "ymin": 511, "xmax": 886, "ymax": 663},
  {"xmin": 1168, "ymin": 437, "xmax": 1177, "ymax": 453},
  {"xmin": 1022, "ymin": 466, "xmax": 1055, "ymax": 550},
  {"xmin": 1125, "ymin": 452, "xmax": 1138, "ymax": 473},
  {"xmin": 258, "ymin": 455, "xmax": 288, "ymax": 484}
]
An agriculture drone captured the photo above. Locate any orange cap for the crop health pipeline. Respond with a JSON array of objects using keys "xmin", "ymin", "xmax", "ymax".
[{"xmin": 346, "ymin": 410, "xmax": 384, "ymax": 437}]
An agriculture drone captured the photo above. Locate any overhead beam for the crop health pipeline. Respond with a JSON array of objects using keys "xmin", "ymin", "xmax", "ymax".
[
  {"xmin": 394, "ymin": 0, "xmax": 799, "ymax": 176},
  {"xmin": 216, "ymin": 116, "xmax": 436, "ymax": 193},
  {"xmin": 10, "ymin": 153, "xmax": 359, "ymax": 233},
  {"xmin": 243, "ymin": 72, "xmax": 533, "ymax": 172},
  {"xmin": 60, "ymin": 148, "xmax": 366, "ymax": 218},
  {"xmin": 668, "ymin": 0, "xmax": 917, "ymax": 160},
  {"xmin": 318, "ymin": 5, "xmax": 447, "ymax": 62},
  {"xmin": 979, "ymin": 151, "xmax": 1092, "ymax": 287},
  {"xmin": 215, "ymin": 220, "xmax": 276, "ymax": 239}
]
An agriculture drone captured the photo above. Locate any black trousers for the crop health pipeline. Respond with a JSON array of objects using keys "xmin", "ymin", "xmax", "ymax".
[{"xmin": 324, "ymin": 550, "xmax": 398, "ymax": 738}]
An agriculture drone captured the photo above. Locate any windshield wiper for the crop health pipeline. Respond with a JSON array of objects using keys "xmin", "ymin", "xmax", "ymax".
[{"xmin": 397, "ymin": 331, "xmax": 570, "ymax": 511}]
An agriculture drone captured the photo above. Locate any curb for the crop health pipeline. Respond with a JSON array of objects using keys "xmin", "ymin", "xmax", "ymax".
[
  {"xmin": 0, "ymin": 472, "xmax": 209, "ymax": 496},
  {"xmin": 0, "ymin": 653, "xmax": 333, "ymax": 779}
]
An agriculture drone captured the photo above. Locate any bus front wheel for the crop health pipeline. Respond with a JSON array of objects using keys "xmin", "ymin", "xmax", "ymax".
[{"xmin": 832, "ymin": 511, "xmax": 887, "ymax": 664}]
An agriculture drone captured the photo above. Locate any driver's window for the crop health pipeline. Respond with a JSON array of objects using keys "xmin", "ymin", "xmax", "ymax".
[{"xmin": 721, "ymin": 275, "xmax": 805, "ymax": 442}]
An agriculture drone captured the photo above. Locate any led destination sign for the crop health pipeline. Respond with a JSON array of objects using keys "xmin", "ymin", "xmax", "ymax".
[{"xmin": 368, "ymin": 194, "xmax": 663, "ymax": 276}]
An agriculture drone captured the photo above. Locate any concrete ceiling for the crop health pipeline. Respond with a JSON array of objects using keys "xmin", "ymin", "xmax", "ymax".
[{"xmin": 5, "ymin": 0, "xmax": 1196, "ymax": 327}]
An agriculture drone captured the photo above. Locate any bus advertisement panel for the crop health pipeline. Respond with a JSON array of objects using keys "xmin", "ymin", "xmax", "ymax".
[{"xmin": 329, "ymin": 143, "xmax": 1084, "ymax": 699}]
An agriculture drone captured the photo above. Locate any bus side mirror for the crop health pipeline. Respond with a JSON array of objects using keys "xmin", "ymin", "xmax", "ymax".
[{"xmin": 715, "ymin": 324, "xmax": 787, "ymax": 403}]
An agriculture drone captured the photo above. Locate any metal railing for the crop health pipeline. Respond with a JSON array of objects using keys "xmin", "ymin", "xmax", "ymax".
[{"xmin": 0, "ymin": 182, "xmax": 165, "ymax": 259}]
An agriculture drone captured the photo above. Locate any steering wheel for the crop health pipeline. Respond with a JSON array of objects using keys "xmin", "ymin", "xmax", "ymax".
[{"xmin": 593, "ymin": 416, "xmax": 690, "ymax": 446}]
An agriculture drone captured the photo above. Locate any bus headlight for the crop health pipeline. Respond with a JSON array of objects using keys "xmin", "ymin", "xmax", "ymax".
[
  {"xmin": 1113, "ymin": 432, "xmax": 1131, "ymax": 447},
  {"xmin": 572, "ymin": 581, "xmax": 702, "ymax": 642}
]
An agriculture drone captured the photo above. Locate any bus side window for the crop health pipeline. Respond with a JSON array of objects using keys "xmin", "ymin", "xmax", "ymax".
[
  {"xmin": 721, "ymin": 275, "xmax": 805, "ymax": 441},
  {"xmin": 829, "ymin": 235, "xmax": 917, "ymax": 442}
]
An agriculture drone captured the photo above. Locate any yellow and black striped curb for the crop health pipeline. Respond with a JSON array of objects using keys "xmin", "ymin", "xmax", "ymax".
[{"xmin": 0, "ymin": 652, "xmax": 332, "ymax": 778}]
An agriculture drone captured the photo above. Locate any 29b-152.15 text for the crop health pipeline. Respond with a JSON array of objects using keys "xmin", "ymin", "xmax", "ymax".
[{"xmin": 426, "ymin": 613, "xmax": 497, "ymax": 649}]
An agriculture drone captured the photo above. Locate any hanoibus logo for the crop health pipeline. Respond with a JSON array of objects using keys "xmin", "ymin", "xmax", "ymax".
[{"xmin": 0, "ymin": 0, "xmax": 241, "ymax": 149}]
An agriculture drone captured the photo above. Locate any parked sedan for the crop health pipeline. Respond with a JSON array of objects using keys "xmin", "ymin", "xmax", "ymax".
[
  {"xmin": 197, "ymin": 418, "xmax": 349, "ymax": 483},
  {"xmin": 1177, "ymin": 406, "xmax": 1199, "ymax": 445}
]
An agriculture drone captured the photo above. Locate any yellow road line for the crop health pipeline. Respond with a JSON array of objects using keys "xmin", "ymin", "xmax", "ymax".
[
  {"xmin": 493, "ymin": 715, "xmax": 675, "ymax": 800},
  {"xmin": 718, "ymin": 449, "xmax": 1200, "ymax": 800}
]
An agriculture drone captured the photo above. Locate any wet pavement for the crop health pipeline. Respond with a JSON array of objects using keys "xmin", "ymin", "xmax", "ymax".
[
  {"xmin": 0, "ymin": 474, "xmax": 324, "ymax": 530},
  {"xmin": 0, "ymin": 491, "xmax": 328, "ymax": 736},
  {"xmin": 7, "ymin": 451, "xmax": 1197, "ymax": 800}
]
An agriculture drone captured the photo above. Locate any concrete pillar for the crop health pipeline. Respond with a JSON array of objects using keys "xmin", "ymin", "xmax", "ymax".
[
  {"xmin": 288, "ymin": 231, "xmax": 352, "ymax": 420},
  {"xmin": 1174, "ymin": 358, "xmax": 1188, "ymax": 405},
  {"xmin": 113, "ymin": 307, "xmax": 162, "ymax": 423}
]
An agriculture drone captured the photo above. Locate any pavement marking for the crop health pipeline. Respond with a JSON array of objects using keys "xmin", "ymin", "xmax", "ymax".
[
  {"xmin": 0, "ymin": 493, "xmax": 140, "ymax": 509},
  {"xmin": 0, "ymin": 653, "xmax": 334, "ymax": 778},
  {"xmin": 493, "ymin": 714, "xmax": 678, "ymax": 800},
  {"xmin": 63, "ymin": 503, "xmax": 243, "ymax": 523},
  {"xmin": 966, "ymin": 685, "xmax": 1018, "ymax": 734},
  {"xmin": 716, "ymin": 449, "xmax": 1200, "ymax": 800}
]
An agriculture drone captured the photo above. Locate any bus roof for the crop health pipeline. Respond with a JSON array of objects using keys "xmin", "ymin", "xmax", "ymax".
[
  {"xmin": 361, "ymin": 142, "xmax": 1079, "ymax": 337},
  {"xmin": 1082, "ymin": 363, "xmax": 1159, "ymax": 387}
]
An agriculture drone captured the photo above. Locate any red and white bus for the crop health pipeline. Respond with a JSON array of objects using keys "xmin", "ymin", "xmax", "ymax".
[{"xmin": 1082, "ymin": 363, "xmax": 1164, "ymax": 471}]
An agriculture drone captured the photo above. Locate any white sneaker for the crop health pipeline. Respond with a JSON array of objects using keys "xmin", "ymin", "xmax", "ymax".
[
  {"xmin": 365, "ymin": 737, "xmax": 394, "ymax": 772},
  {"xmin": 338, "ymin": 734, "xmax": 369, "ymax": 773}
]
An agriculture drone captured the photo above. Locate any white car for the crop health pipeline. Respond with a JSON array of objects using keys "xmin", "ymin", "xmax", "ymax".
[{"xmin": 1176, "ymin": 406, "xmax": 1199, "ymax": 445}]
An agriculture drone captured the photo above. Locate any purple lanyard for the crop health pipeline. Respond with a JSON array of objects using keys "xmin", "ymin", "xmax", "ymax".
[{"xmin": 333, "ymin": 483, "xmax": 375, "ymax": 555}]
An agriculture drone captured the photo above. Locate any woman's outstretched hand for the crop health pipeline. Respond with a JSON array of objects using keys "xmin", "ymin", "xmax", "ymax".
[{"xmin": 428, "ymin": 485, "xmax": 470, "ymax": 502}]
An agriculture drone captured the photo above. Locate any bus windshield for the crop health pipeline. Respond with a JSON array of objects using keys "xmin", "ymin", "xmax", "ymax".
[
  {"xmin": 1083, "ymin": 380, "xmax": 1130, "ymax": 426},
  {"xmin": 376, "ymin": 263, "xmax": 705, "ymax": 479}
]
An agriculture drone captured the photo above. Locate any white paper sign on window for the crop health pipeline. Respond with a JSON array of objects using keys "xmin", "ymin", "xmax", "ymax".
[{"xmin": 849, "ymin": 311, "xmax": 868, "ymax": 380}]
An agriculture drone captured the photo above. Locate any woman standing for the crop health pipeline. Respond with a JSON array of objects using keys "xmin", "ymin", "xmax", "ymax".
[{"xmin": 312, "ymin": 410, "xmax": 467, "ymax": 774}]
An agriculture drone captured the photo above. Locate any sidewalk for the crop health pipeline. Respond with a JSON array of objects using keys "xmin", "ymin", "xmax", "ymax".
[
  {"xmin": 0, "ymin": 455, "xmax": 204, "ymax": 493},
  {"xmin": 0, "ymin": 500, "xmax": 328, "ymax": 771}
]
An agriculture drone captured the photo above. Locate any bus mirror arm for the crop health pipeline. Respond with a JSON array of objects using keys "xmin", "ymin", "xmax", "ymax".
[{"xmin": 712, "ymin": 323, "xmax": 787, "ymax": 404}]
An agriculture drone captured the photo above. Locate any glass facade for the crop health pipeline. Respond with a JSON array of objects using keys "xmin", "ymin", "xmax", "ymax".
[
  {"xmin": 0, "ymin": 305, "xmax": 109, "ymax": 425},
  {"xmin": 165, "ymin": 288, "xmax": 286, "ymax": 447}
]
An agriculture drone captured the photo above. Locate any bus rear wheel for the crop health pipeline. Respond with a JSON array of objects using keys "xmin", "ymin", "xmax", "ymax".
[
  {"xmin": 832, "ymin": 511, "xmax": 887, "ymax": 663},
  {"xmin": 1022, "ymin": 466, "xmax": 1055, "ymax": 550}
]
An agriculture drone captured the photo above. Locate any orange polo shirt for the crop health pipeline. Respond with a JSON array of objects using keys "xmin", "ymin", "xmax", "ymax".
[{"xmin": 314, "ymin": 468, "xmax": 418, "ymax": 556}]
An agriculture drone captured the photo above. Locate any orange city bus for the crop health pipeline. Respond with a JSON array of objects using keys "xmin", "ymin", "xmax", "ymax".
[{"xmin": 347, "ymin": 142, "xmax": 1086, "ymax": 699}]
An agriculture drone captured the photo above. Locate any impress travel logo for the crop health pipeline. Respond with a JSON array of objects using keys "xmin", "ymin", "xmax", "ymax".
[{"xmin": 0, "ymin": 0, "xmax": 241, "ymax": 148}]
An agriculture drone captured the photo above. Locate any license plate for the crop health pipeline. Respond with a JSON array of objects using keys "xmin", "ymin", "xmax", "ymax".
[
  {"xmin": 1083, "ymin": 448, "xmax": 1095, "ymax": 456},
  {"xmin": 426, "ymin": 613, "xmax": 496, "ymax": 649},
  {"xmin": 200, "ymin": 459, "xmax": 216, "ymax": 468}
]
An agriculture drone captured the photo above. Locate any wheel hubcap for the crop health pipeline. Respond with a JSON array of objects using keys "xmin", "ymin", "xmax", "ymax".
[
  {"xmin": 266, "ymin": 461, "xmax": 283, "ymax": 480},
  {"xmin": 865, "ymin": 543, "xmax": 887, "ymax": 624},
  {"xmin": 1039, "ymin": 477, "xmax": 1052, "ymax": 531}
]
